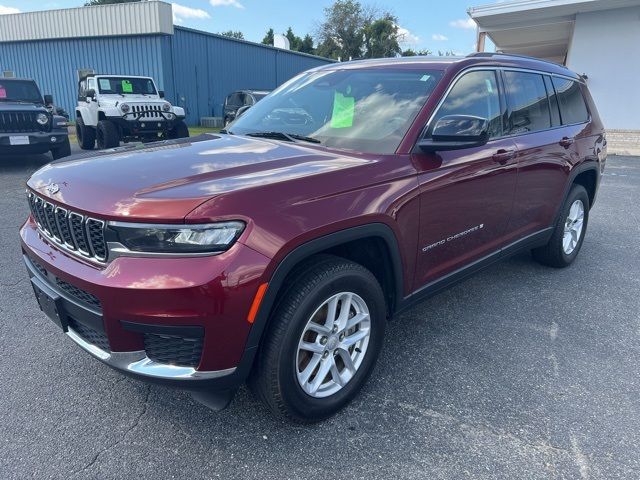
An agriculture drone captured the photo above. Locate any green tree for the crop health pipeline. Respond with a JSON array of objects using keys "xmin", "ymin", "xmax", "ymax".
[
  {"xmin": 316, "ymin": 0, "xmax": 367, "ymax": 60},
  {"xmin": 285, "ymin": 27, "xmax": 302, "ymax": 51},
  {"xmin": 84, "ymin": 0, "xmax": 139, "ymax": 5},
  {"xmin": 299, "ymin": 34, "xmax": 315, "ymax": 54},
  {"xmin": 402, "ymin": 48, "xmax": 433, "ymax": 56},
  {"xmin": 219, "ymin": 30, "xmax": 245, "ymax": 40},
  {"xmin": 363, "ymin": 14, "xmax": 401, "ymax": 59},
  {"xmin": 262, "ymin": 28, "xmax": 274, "ymax": 45}
]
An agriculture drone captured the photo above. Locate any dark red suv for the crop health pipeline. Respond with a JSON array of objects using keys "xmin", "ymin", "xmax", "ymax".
[{"xmin": 21, "ymin": 53, "xmax": 606, "ymax": 422}]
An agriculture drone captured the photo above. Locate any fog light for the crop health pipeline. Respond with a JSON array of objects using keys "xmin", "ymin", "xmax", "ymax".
[
  {"xmin": 50, "ymin": 137, "xmax": 56, "ymax": 143},
  {"xmin": 141, "ymin": 123, "xmax": 146, "ymax": 128}
]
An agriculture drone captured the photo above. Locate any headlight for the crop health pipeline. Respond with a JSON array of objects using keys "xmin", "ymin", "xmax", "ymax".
[
  {"xmin": 162, "ymin": 102, "xmax": 171, "ymax": 112},
  {"xmin": 36, "ymin": 113, "xmax": 49, "ymax": 125},
  {"xmin": 109, "ymin": 221, "xmax": 245, "ymax": 254},
  {"xmin": 120, "ymin": 103, "xmax": 130, "ymax": 113}
]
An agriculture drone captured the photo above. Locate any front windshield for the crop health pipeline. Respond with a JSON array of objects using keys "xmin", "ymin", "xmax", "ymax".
[
  {"xmin": 0, "ymin": 80, "xmax": 43, "ymax": 103},
  {"xmin": 97, "ymin": 77, "xmax": 157, "ymax": 95},
  {"xmin": 230, "ymin": 68, "xmax": 442, "ymax": 154}
]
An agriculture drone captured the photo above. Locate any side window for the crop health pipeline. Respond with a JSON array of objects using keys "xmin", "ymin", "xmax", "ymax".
[
  {"xmin": 245, "ymin": 95, "xmax": 255, "ymax": 106},
  {"xmin": 228, "ymin": 93, "xmax": 241, "ymax": 106},
  {"xmin": 544, "ymin": 76, "xmax": 561, "ymax": 127},
  {"xmin": 552, "ymin": 77, "xmax": 589, "ymax": 125},
  {"xmin": 78, "ymin": 80, "xmax": 86, "ymax": 100},
  {"xmin": 430, "ymin": 70, "xmax": 502, "ymax": 139},
  {"xmin": 87, "ymin": 78, "xmax": 96, "ymax": 93},
  {"xmin": 503, "ymin": 71, "xmax": 551, "ymax": 134}
]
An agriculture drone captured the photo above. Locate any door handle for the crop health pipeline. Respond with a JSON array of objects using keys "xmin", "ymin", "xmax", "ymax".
[
  {"xmin": 559, "ymin": 137, "xmax": 575, "ymax": 148},
  {"xmin": 492, "ymin": 149, "xmax": 516, "ymax": 164}
]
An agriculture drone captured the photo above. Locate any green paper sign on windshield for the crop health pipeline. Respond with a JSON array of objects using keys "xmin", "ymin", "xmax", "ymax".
[
  {"xmin": 121, "ymin": 80, "xmax": 133, "ymax": 93},
  {"xmin": 331, "ymin": 91, "xmax": 354, "ymax": 128}
]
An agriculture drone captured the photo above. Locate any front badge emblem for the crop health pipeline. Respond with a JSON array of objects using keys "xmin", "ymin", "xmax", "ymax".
[{"xmin": 46, "ymin": 183, "xmax": 60, "ymax": 195}]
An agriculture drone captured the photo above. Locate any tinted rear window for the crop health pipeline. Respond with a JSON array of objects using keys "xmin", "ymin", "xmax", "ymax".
[
  {"xmin": 503, "ymin": 71, "xmax": 551, "ymax": 134},
  {"xmin": 552, "ymin": 77, "xmax": 589, "ymax": 125}
]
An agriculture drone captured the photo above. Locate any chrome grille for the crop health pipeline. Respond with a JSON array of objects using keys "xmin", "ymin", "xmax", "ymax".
[{"xmin": 27, "ymin": 191, "xmax": 108, "ymax": 263}]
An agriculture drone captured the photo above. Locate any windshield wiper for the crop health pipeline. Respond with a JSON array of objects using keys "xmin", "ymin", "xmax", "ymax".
[{"xmin": 245, "ymin": 131, "xmax": 321, "ymax": 144}]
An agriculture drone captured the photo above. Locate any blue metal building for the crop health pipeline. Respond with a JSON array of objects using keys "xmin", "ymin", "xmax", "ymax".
[{"xmin": 0, "ymin": 1, "xmax": 332, "ymax": 125}]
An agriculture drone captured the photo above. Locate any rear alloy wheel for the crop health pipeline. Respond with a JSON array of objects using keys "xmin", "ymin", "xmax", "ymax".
[
  {"xmin": 250, "ymin": 255, "xmax": 386, "ymax": 423},
  {"xmin": 532, "ymin": 184, "xmax": 589, "ymax": 268},
  {"xmin": 562, "ymin": 199, "xmax": 585, "ymax": 255}
]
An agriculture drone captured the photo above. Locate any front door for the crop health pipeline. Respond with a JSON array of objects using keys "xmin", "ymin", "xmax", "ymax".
[{"xmin": 412, "ymin": 69, "xmax": 518, "ymax": 288}]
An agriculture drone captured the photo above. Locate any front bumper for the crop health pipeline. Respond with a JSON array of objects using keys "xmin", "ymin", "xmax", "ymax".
[
  {"xmin": 0, "ymin": 129, "xmax": 68, "ymax": 154},
  {"xmin": 107, "ymin": 111, "xmax": 183, "ymax": 135},
  {"xmin": 21, "ymin": 217, "xmax": 270, "ymax": 391}
]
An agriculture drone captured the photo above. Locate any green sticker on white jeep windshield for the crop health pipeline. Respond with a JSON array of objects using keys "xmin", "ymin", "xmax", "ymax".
[
  {"xmin": 331, "ymin": 91, "xmax": 355, "ymax": 129},
  {"xmin": 121, "ymin": 80, "xmax": 133, "ymax": 93}
]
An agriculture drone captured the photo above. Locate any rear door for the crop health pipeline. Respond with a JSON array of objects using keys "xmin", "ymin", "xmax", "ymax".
[
  {"xmin": 503, "ymin": 70, "xmax": 580, "ymax": 240},
  {"xmin": 412, "ymin": 69, "xmax": 518, "ymax": 288}
]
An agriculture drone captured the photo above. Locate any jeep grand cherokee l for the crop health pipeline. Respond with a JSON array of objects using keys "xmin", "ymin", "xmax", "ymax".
[{"xmin": 20, "ymin": 54, "xmax": 606, "ymax": 422}]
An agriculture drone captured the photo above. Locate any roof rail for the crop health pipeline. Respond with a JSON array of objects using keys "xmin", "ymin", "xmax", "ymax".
[{"xmin": 466, "ymin": 51, "xmax": 568, "ymax": 69}]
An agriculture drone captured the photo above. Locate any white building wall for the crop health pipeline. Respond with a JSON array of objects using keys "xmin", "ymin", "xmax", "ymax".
[{"xmin": 567, "ymin": 6, "xmax": 640, "ymax": 130}]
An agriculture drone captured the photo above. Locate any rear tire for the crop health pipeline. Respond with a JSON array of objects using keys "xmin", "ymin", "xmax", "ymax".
[
  {"xmin": 51, "ymin": 137, "xmax": 71, "ymax": 160},
  {"xmin": 96, "ymin": 120, "xmax": 120, "ymax": 149},
  {"xmin": 168, "ymin": 120, "xmax": 189, "ymax": 139},
  {"xmin": 249, "ymin": 255, "xmax": 386, "ymax": 423},
  {"xmin": 532, "ymin": 184, "xmax": 589, "ymax": 268},
  {"xmin": 76, "ymin": 118, "xmax": 95, "ymax": 150}
]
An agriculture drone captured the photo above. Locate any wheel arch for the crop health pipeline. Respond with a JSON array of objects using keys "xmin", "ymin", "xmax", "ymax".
[
  {"xmin": 573, "ymin": 168, "xmax": 598, "ymax": 208},
  {"xmin": 244, "ymin": 223, "xmax": 404, "ymax": 354}
]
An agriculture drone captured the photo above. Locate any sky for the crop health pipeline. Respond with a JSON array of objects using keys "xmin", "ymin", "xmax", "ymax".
[{"xmin": 0, "ymin": 0, "xmax": 495, "ymax": 55}]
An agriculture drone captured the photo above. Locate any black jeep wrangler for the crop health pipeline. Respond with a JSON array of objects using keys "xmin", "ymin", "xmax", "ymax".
[{"xmin": 0, "ymin": 78, "xmax": 71, "ymax": 159}]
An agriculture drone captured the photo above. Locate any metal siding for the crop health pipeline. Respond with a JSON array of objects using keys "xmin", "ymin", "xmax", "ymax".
[
  {"xmin": 0, "ymin": 1, "xmax": 173, "ymax": 42},
  {"xmin": 172, "ymin": 28, "xmax": 333, "ymax": 123},
  {"xmin": 0, "ymin": 35, "xmax": 168, "ymax": 121}
]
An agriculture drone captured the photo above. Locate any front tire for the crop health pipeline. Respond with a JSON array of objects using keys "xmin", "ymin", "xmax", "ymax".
[
  {"xmin": 76, "ymin": 118, "xmax": 95, "ymax": 150},
  {"xmin": 250, "ymin": 255, "xmax": 386, "ymax": 423},
  {"xmin": 168, "ymin": 120, "xmax": 189, "ymax": 139},
  {"xmin": 51, "ymin": 137, "xmax": 71, "ymax": 160},
  {"xmin": 96, "ymin": 120, "xmax": 120, "ymax": 149},
  {"xmin": 532, "ymin": 184, "xmax": 590, "ymax": 268}
]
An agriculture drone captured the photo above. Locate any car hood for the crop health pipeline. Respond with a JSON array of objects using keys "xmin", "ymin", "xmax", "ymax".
[
  {"xmin": 27, "ymin": 134, "xmax": 370, "ymax": 222},
  {"xmin": 0, "ymin": 102, "xmax": 46, "ymax": 111},
  {"xmin": 98, "ymin": 95, "xmax": 163, "ymax": 106}
]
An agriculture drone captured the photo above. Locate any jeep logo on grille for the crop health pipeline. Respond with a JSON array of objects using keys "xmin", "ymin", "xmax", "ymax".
[{"xmin": 46, "ymin": 183, "xmax": 60, "ymax": 195}]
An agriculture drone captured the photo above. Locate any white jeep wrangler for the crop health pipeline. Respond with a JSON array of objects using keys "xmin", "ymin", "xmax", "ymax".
[{"xmin": 75, "ymin": 75, "xmax": 188, "ymax": 150}]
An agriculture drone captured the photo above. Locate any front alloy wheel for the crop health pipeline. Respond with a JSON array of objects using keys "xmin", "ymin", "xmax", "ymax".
[
  {"xmin": 250, "ymin": 255, "xmax": 386, "ymax": 423},
  {"xmin": 296, "ymin": 292, "xmax": 371, "ymax": 398}
]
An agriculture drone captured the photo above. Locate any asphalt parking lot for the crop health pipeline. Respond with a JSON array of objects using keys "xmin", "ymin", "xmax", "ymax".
[{"xmin": 0, "ymin": 153, "xmax": 638, "ymax": 480}]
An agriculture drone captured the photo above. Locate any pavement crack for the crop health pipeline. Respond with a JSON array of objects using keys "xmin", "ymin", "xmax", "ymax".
[
  {"xmin": 570, "ymin": 435, "xmax": 591, "ymax": 479},
  {"xmin": 71, "ymin": 385, "xmax": 151, "ymax": 476}
]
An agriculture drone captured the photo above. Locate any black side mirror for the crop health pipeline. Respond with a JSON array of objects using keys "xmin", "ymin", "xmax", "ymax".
[
  {"xmin": 159, "ymin": 90, "xmax": 165, "ymax": 98},
  {"xmin": 236, "ymin": 105, "xmax": 251, "ymax": 119},
  {"xmin": 85, "ymin": 88, "xmax": 96, "ymax": 101},
  {"xmin": 44, "ymin": 94, "xmax": 54, "ymax": 106},
  {"xmin": 418, "ymin": 115, "xmax": 489, "ymax": 152}
]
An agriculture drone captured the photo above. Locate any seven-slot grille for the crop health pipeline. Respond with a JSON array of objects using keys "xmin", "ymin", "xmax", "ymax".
[
  {"xmin": 0, "ymin": 111, "xmax": 49, "ymax": 133},
  {"xmin": 130, "ymin": 104, "xmax": 165, "ymax": 120},
  {"xmin": 27, "ymin": 191, "xmax": 108, "ymax": 262}
]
